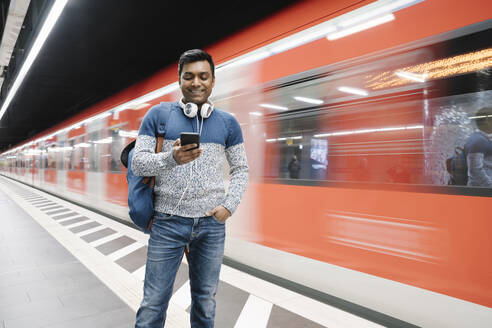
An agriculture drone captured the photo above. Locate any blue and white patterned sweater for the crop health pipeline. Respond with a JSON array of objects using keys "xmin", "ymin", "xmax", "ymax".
[{"xmin": 131, "ymin": 102, "xmax": 249, "ymax": 218}]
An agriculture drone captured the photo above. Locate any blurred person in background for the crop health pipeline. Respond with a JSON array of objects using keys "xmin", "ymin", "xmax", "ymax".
[{"xmin": 465, "ymin": 107, "xmax": 492, "ymax": 187}]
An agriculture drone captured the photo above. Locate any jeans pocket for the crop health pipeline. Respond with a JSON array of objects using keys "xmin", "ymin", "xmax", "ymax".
[{"xmin": 211, "ymin": 214, "xmax": 225, "ymax": 224}]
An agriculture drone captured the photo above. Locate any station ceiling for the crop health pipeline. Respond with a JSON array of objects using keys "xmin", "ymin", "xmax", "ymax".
[{"xmin": 0, "ymin": 0, "xmax": 298, "ymax": 151}]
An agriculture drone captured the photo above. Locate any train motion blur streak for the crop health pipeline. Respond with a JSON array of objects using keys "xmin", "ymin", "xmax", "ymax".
[{"xmin": 1, "ymin": 1, "xmax": 491, "ymax": 327}]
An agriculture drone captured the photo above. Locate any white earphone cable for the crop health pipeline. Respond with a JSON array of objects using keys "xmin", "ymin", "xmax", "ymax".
[
  {"xmin": 170, "ymin": 110, "xmax": 202, "ymax": 215},
  {"xmin": 200, "ymin": 115, "xmax": 204, "ymax": 135}
]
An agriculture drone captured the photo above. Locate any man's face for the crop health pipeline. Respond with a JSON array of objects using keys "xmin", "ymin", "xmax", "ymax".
[{"xmin": 179, "ymin": 60, "xmax": 215, "ymax": 106}]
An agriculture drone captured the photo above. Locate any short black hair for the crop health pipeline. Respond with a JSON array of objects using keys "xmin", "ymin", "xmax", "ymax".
[
  {"xmin": 475, "ymin": 107, "xmax": 492, "ymax": 132},
  {"xmin": 178, "ymin": 49, "xmax": 215, "ymax": 78}
]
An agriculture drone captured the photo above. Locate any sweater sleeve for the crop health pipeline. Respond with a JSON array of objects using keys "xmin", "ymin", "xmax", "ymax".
[
  {"xmin": 131, "ymin": 106, "xmax": 178, "ymax": 177},
  {"xmin": 222, "ymin": 116, "xmax": 249, "ymax": 214}
]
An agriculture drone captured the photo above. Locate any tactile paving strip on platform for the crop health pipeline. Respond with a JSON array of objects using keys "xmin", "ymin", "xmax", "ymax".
[{"xmin": 0, "ymin": 176, "xmax": 385, "ymax": 328}]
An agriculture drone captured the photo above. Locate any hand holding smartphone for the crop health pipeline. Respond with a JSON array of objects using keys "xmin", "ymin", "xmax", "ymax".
[{"xmin": 180, "ymin": 132, "xmax": 200, "ymax": 151}]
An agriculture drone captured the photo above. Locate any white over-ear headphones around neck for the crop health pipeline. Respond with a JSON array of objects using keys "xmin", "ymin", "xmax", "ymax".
[{"xmin": 179, "ymin": 98, "xmax": 214, "ymax": 119}]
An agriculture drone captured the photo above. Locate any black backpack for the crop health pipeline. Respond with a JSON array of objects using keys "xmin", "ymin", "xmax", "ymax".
[{"xmin": 446, "ymin": 147, "xmax": 468, "ymax": 185}]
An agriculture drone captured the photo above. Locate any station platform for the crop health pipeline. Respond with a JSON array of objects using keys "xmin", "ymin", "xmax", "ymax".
[{"xmin": 0, "ymin": 176, "xmax": 384, "ymax": 328}]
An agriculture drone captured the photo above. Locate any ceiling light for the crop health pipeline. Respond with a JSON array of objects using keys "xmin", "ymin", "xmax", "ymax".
[
  {"xmin": 395, "ymin": 71, "xmax": 427, "ymax": 82},
  {"xmin": 327, "ymin": 14, "xmax": 394, "ymax": 40},
  {"xmin": 294, "ymin": 96, "xmax": 323, "ymax": 105},
  {"xmin": 249, "ymin": 112, "xmax": 263, "ymax": 116},
  {"xmin": 260, "ymin": 103, "xmax": 288, "ymax": 110},
  {"xmin": 0, "ymin": 0, "xmax": 68, "ymax": 121},
  {"xmin": 337, "ymin": 86, "xmax": 369, "ymax": 96}
]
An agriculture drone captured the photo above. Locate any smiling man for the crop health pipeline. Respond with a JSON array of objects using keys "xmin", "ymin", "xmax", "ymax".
[{"xmin": 132, "ymin": 49, "xmax": 249, "ymax": 328}]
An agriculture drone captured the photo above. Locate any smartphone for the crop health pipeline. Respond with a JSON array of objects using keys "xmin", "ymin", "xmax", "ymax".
[{"xmin": 180, "ymin": 132, "xmax": 200, "ymax": 151}]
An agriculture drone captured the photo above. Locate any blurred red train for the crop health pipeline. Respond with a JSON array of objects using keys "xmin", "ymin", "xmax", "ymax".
[{"xmin": 1, "ymin": 1, "xmax": 491, "ymax": 326}]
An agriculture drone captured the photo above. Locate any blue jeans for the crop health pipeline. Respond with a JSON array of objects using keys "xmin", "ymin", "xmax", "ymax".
[{"xmin": 134, "ymin": 212, "xmax": 225, "ymax": 328}]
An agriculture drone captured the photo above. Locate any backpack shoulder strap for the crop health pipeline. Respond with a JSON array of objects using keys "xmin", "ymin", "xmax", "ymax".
[
  {"xmin": 148, "ymin": 104, "xmax": 173, "ymax": 188},
  {"xmin": 156, "ymin": 103, "xmax": 172, "ymax": 151},
  {"xmin": 157, "ymin": 103, "xmax": 172, "ymax": 137}
]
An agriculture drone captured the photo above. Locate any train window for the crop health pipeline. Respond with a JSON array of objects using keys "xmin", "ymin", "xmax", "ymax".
[
  {"xmin": 66, "ymin": 139, "xmax": 75, "ymax": 170},
  {"xmin": 47, "ymin": 145, "xmax": 57, "ymax": 169},
  {"xmin": 58, "ymin": 140, "xmax": 68, "ymax": 170},
  {"xmin": 69, "ymin": 135, "xmax": 90, "ymax": 171},
  {"xmin": 257, "ymin": 25, "xmax": 491, "ymax": 192},
  {"xmin": 89, "ymin": 131, "xmax": 101, "ymax": 172},
  {"xmin": 34, "ymin": 150, "xmax": 40, "ymax": 169},
  {"xmin": 264, "ymin": 113, "xmax": 320, "ymax": 180},
  {"xmin": 104, "ymin": 126, "xmax": 127, "ymax": 173}
]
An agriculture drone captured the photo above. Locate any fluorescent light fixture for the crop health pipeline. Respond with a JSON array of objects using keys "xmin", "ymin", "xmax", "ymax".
[
  {"xmin": 395, "ymin": 71, "xmax": 427, "ymax": 82},
  {"xmin": 260, "ymin": 103, "xmax": 288, "ymax": 110},
  {"xmin": 337, "ymin": 86, "xmax": 369, "ymax": 96},
  {"xmin": 249, "ymin": 112, "xmax": 263, "ymax": 116},
  {"xmin": 405, "ymin": 125, "xmax": 424, "ymax": 129},
  {"xmin": 327, "ymin": 14, "xmax": 394, "ymax": 40},
  {"xmin": 265, "ymin": 136, "xmax": 302, "ymax": 142},
  {"xmin": 314, "ymin": 124, "xmax": 423, "ymax": 137},
  {"xmin": 469, "ymin": 115, "xmax": 492, "ymax": 119},
  {"xmin": 294, "ymin": 96, "xmax": 323, "ymax": 105},
  {"xmin": 271, "ymin": 26, "xmax": 337, "ymax": 53},
  {"xmin": 0, "ymin": 0, "xmax": 68, "ymax": 121},
  {"xmin": 118, "ymin": 130, "xmax": 138, "ymax": 138},
  {"xmin": 339, "ymin": 0, "xmax": 421, "ymax": 27}
]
